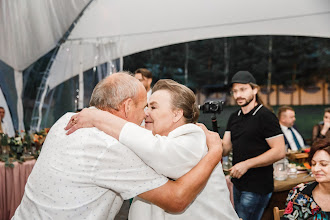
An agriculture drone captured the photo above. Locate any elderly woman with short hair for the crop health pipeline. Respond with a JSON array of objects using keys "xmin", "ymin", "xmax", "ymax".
[{"xmin": 66, "ymin": 79, "xmax": 239, "ymax": 220}]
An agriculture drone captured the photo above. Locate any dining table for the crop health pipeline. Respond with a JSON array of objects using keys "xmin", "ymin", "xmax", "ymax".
[{"xmin": 0, "ymin": 159, "xmax": 36, "ymax": 220}]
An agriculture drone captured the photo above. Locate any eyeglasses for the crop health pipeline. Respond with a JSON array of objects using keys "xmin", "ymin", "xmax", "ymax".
[{"xmin": 230, "ymin": 87, "xmax": 249, "ymax": 95}]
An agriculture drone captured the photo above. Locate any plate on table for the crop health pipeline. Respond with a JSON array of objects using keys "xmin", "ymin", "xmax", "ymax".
[{"xmin": 296, "ymin": 165, "xmax": 307, "ymax": 171}]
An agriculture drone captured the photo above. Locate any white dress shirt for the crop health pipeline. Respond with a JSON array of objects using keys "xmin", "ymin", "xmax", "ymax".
[
  {"xmin": 119, "ymin": 123, "xmax": 239, "ymax": 220},
  {"xmin": 280, "ymin": 124, "xmax": 305, "ymax": 151},
  {"xmin": 13, "ymin": 113, "xmax": 167, "ymax": 220}
]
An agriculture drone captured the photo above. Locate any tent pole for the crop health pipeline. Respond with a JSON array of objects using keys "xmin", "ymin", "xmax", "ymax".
[{"xmin": 30, "ymin": 0, "xmax": 94, "ymax": 132}]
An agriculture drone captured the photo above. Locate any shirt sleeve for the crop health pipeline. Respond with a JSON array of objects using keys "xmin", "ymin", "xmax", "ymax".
[
  {"xmin": 225, "ymin": 113, "xmax": 234, "ymax": 132},
  {"xmin": 260, "ymin": 109, "xmax": 283, "ymax": 139},
  {"xmin": 92, "ymin": 138, "xmax": 168, "ymax": 200},
  {"xmin": 119, "ymin": 123, "xmax": 207, "ymax": 179}
]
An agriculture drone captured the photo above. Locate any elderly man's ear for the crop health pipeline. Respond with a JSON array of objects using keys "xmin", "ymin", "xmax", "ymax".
[{"xmin": 123, "ymin": 98, "xmax": 134, "ymax": 118}]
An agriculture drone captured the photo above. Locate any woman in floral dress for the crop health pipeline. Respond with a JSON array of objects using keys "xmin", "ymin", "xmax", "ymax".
[{"xmin": 282, "ymin": 139, "xmax": 330, "ymax": 220}]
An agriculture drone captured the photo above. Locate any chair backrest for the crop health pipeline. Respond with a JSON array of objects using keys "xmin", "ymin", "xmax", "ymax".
[{"xmin": 273, "ymin": 207, "xmax": 285, "ymax": 220}]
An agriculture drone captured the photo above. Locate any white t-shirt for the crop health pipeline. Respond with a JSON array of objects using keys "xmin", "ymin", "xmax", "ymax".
[
  {"xmin": 13, "ymin": 113, "xmax": 167, "ymax": 220},
  {"xmin": 119, "ymin": 123, "xmax": 239, "ymax": 220}
]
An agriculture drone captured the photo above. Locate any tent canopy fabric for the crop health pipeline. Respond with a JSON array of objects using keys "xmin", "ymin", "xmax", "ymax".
[
  {"xmin": 47, "ymin": 0, "xmax": 330, "ymax": 89},
  {"xmin": 0, "ymin": 0, "xmax": 329, "ymax": 132},
  {"xmin": 0, "ymin": 0, "xmax": 91, "ymax": 71},
  {"xmin": 1, "ymin": 0, "xmax": 329, "ymax": 74}
]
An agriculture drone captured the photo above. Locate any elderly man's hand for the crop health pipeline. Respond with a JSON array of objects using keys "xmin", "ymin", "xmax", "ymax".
[{"xmin": 65, "ymin": 108, "xmax": 99, "ymax": 134}]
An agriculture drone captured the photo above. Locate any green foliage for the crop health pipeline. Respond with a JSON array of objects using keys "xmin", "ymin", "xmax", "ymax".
[
  {"xmin": 0, "ymin": 129, "xmax": 48, "ymax": 167},
  {"xmin": 123, "ymin": 36, "xmax": 330, "ymax": 91}
]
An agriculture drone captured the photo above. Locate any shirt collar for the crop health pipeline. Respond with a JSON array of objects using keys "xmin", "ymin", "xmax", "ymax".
[
  {"xmin": 238, "ymin": 104, "xmax": 263, "ymax": 116},
  {"xmin": 280, "ymin": 124, "xmax": 289, "ymax": 131}
]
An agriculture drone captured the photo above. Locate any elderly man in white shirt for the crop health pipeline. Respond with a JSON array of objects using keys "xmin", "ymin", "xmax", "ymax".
[
  {"xmin": 13, "ymin": 73, "xmax": 223, "ymax": 220},
  {"xmin": 66, "ymin": 79, "xmax": 239, "ymax": 220},
  {"xmin": 278, "ymin": 106, "xmax": 306, "ymax": 151}
]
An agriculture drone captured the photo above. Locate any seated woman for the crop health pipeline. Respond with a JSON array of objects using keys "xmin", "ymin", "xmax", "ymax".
[
  {"xmin": 65, "ymin": 79, "xmax": 238, "ymax": 220},
  {"xmin": 281, "ymin": 139, "xmax": 330, "ymax": 220},
  {"xmin": 312, "ymin": 108, "xmax": 330, "ymax": 143}
]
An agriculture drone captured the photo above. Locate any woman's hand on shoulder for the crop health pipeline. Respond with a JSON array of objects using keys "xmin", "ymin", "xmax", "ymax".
[{"xmin": 65, "ymin": 108, "xmax": 99, "ymax": 134}]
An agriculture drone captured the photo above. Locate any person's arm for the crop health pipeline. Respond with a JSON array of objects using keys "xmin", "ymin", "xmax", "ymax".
[
  {"xmin": 119, "ymin": 123, "xmax": 206, "ymax": 179},
  {"xmin": 65, "ymin": 108, "xmax": 127, "ymax": 140},
  {"xmin": 229, "ymin": 134, "xmax": 286, "ymax": 179},
  {"xmin": 222, "ymin": 131, "xmax": 233, "ymax": 156},
  {"xmin": 67, "ymin": 109, "xmax": 207, "ymax": 179},
  {"xmin": 320, "ymin": 122, "xmax": 330, "ymax": 137},
  {"xmin": 312, "ymin": 124, "xmax": 320, "ymax": 141},
  {"xmin": 139, "ymin": 127, "xmax": 223, "ymax": 212}
]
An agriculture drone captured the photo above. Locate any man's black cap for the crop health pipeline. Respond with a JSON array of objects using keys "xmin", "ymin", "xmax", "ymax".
[{"xmin": 231, "ymin": 71, "xmax": 256, "ymax": 85}]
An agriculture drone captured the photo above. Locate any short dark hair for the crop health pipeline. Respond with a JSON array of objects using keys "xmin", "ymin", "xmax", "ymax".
[
  {"xmin": 277, "ymin": 106, "xmax": 294, "ymax": 119},
  {"xmin": 325, "ymin": 107, "xmax": 330, "ymax": 114},
  {"xmin": 135, "ymin": 68, "xmax": 152, "ymax": 79},
  {"xmin": 308, "ymin": 138, "xmax": 330, "ymax": 164},
  {"xmin": 0, "ymin": 106, "xmax": 4, "ymax": 110}
]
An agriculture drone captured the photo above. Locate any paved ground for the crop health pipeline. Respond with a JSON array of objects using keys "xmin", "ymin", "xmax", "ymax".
[{"xmin": 115, "ymin": 200, "xmax": 131, "ymax": 220}]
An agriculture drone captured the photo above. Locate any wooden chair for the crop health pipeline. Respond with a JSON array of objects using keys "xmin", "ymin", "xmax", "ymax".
[{"xmin": 273, "ymin": 207, "xmax": 285, "ymax": 220}]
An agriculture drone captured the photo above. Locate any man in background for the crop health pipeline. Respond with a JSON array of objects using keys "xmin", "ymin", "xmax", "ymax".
[
  {"xmin": 222, "ymin": 71, "xmax": 286, "ymax": 220},
  {"xmin": 0, "ymin": 106, "xmax": 8, "ymax": 134},
  {"xmin": 278, "ymin": 105, "xmax": 306, "ymax": 152},
  {"xmin": 134, "ymin": 68, "xmax": 153, "ymax": 100}
]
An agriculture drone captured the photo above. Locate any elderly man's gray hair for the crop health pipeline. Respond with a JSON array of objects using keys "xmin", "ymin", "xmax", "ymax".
[{"xmin": 89, "ymin": 72, "xmax": 141, "ymax": 110}]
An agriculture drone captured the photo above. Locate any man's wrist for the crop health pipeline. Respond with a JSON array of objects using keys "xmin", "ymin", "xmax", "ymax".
[{"xmin": 243, "ymin": 159, "xmax": 253, "ymax": 170}]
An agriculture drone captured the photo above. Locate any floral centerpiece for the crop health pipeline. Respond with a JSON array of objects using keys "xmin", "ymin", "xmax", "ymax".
[{"xmin": 0, "ymin": 129, "xmax": 49, "ymax": 167}]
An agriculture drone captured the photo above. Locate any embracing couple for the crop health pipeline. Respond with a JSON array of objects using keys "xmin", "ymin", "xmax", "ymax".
[{"xmin": 13, "ymin": 72, "xmax": 238, "ymax": 220}]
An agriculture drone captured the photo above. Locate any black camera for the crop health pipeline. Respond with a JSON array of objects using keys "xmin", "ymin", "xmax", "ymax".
[{"xmin": 199, "ymin": 101, "xmax": 224, "ymax": 114}]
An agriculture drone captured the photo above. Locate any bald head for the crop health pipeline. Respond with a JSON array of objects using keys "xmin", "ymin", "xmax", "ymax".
[{"xmin": 89, "ymin": 72, "xmax": 145, "ymax": 111}]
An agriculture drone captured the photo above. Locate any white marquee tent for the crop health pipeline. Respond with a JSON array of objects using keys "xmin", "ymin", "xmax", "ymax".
[{"xmin": 0, "ymin": 0, "xmax": 329, "ymax": 133}]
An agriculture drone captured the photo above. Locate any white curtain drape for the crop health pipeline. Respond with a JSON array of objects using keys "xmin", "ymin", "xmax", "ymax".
[{"xmin": 0, "ymin": 0, "xmax": 91, "ymax": 71}]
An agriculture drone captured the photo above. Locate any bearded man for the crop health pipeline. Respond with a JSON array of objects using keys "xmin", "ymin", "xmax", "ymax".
[{"xmin": 222, "ymin": 71, "xmax": 286, "ymax": 220}]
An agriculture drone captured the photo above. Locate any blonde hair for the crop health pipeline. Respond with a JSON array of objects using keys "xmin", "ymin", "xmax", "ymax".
[{"xmin": 153, "ymin": 79, "xmax": 199, "ymax": 123}]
